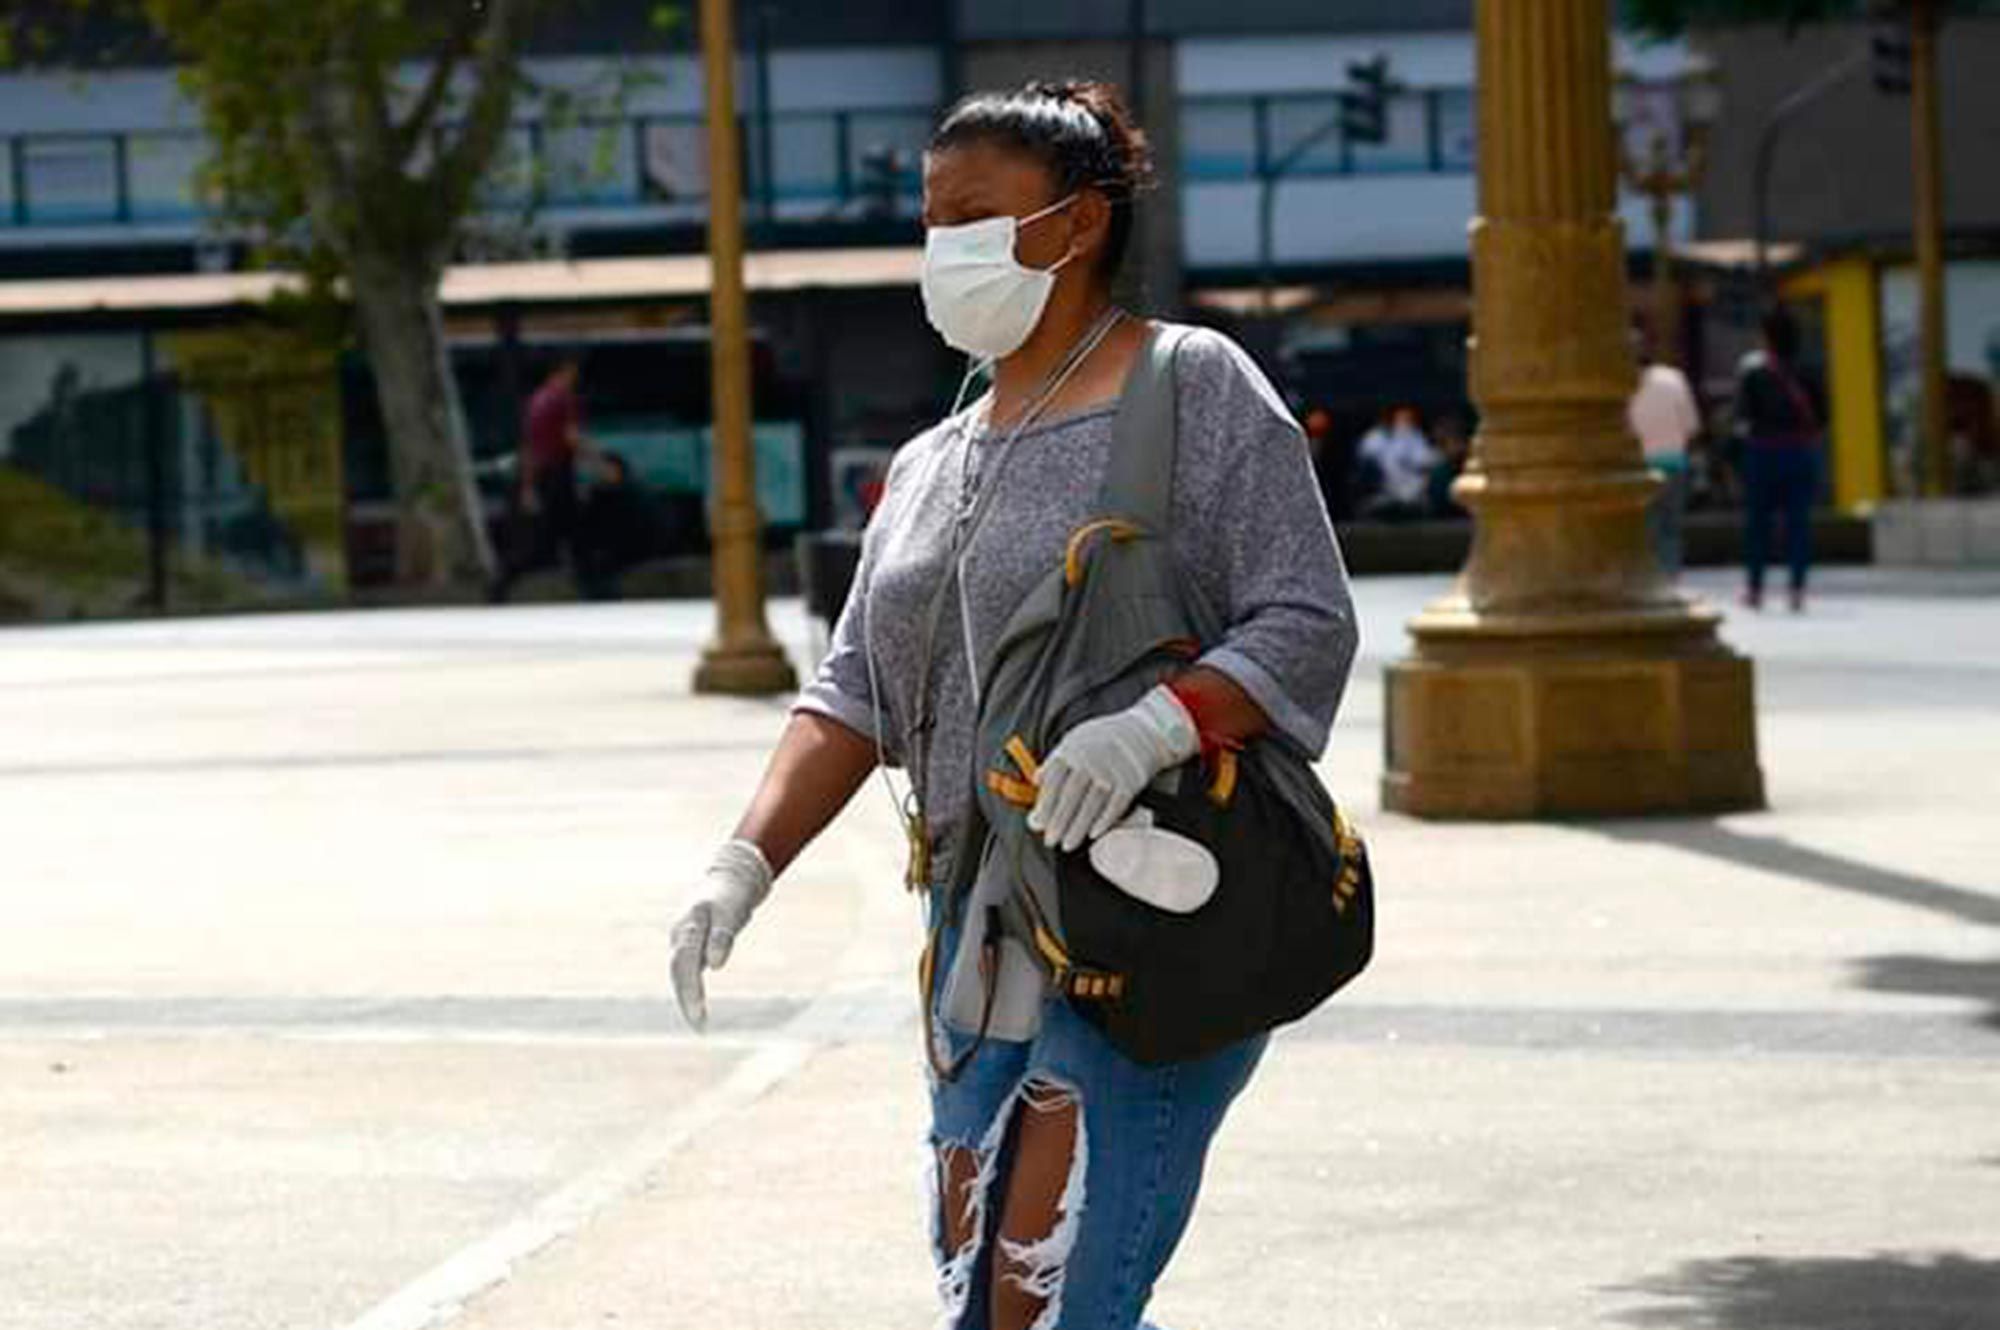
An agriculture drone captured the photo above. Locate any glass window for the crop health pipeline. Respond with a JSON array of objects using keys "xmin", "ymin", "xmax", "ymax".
[
  {"xmin": 1348, "ymin": 92, "xmax": 1432, "ymax": 175},
  {"xmin": 127, "ymin": 133, "xmax": 204, "ymax": 221},
  {"xmin": 1181, "ymin": 101, "xmax": 1257, "ymax": 181},
  {"xmin": 544, "ymin": 121, "xmax": 639, "ymax": 205},
  {"xmin": 22, "ymin": 136, "xmax": 120, "ymax": 224},
  {"xmin": 477, "ymin": 127, "xmax": 537, "ymax": 208},
  {"xmin": 843, "ymin": 111, "xmax": 927, "ymax": 214},
  {"xmin": 768, "ymin": 114, "xmax": 840, "ymax": 205},
  {"xmin": 641, "ymin": 120, "xmax": 707, "ymax": 202},
  {"xmin": 0, "ymin": 141, "xmax": 15, "ymax": 224},
  {"xmin": 1435, "ymin": 89, "xmax": 1477, "ymax": 173},
  {"xmin": 0, "ymin": 332, "xmax": 150, "ymax": 522},
  {"xmin": 1266, "ymin": 97, "xmax": 1345, "ymax": 177}
]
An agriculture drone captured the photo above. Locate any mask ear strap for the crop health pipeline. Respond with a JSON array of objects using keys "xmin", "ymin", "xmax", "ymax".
[
  {"xmin": 1020, "ymin": 193, "xmax": 1079, "ymax": 227},
  {"xmin": 1019, "ymin": 193, "xmax": 1083, "ymax": 275}
]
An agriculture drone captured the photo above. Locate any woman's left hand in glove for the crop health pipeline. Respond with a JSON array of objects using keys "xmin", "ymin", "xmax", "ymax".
[{"xmin": 1027, "ymin": 684, "xmax": 1200, "ymax": 852}]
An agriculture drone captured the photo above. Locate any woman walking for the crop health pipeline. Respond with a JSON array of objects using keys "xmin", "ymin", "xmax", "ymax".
[
  {"xmin": 1734, "ymin": 307, "xmax": 1827, "ymax": 611},
  {"xmin": 670, "ymin": 81, "xmax": 1358, "ymax": 1329}
]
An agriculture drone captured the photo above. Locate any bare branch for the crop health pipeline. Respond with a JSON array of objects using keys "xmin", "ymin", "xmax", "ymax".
[
  {"xmin": 427, "ymin": 0, "xmax": 537, "ymax": 222},
  {"xmin": 393, "ymin": 0, "xmax": 484, "ymax": 163},
  {"xmin": 329, "ymin": 25, "xmax": 396, "ymax": 190}
]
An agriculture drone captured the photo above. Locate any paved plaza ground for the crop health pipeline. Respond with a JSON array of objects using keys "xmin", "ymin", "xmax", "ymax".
[{"xmin": 3, "ymin": 567, "xmax": 1997, "ymax": 1330}]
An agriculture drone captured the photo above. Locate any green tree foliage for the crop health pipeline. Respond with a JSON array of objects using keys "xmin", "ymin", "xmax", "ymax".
[
  {"xmin": 1625, "ymin": 0, "xmax": 1997, "ymax": 35},
  {"xmin": 7, "ymin": 0, "xmax": 677, "ymax": 590},
  {"xmin": 1627, "ymin": 0, "xmax": 1860, "ymax": 35},
  {"xmin": 140, "ymin": 0, "xmax": 555, "ymax": 587}
]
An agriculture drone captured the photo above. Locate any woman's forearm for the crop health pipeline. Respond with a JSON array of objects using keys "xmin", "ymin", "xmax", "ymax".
[
  {"xmin": 730, "ymin": 712, "xmax": 881, "ymax": 878},
  {"xmin": 1169, "ymin": 666, "xmax": 1270, "ymax": 747}
]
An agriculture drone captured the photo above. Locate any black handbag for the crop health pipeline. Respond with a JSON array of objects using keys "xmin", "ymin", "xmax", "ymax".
[{"xmin": 941, "ymin": 324, "xmax": 1375, "ymax": 1068}]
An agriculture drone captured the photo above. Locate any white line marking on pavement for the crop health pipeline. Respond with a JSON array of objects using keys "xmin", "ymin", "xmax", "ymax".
[
  {"xmin": 335, "ymin": 827, "xmax": 915, "ymax": 1330},
  {"xmin": 338, "ymin": 1036, "xmax": 815, "ymax": 1330}
]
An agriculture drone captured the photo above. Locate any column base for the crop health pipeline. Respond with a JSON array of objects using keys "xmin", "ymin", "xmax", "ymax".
[
  {"xmin": 1381, "ymin": 623, "xmax": 1765, "ymax": 820},
  {"xmin": 693, "ymin": 637, "xmax": 798, "ymax": 696}
]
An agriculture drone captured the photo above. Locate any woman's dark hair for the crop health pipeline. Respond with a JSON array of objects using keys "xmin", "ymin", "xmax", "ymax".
[
  {"xmin": 929, "ymin": 79, "xmax": 1156, "ymax": 280},
  {"xmin": 1761, "ymin": 306, "xmax": 1800, "ymax": 363}
]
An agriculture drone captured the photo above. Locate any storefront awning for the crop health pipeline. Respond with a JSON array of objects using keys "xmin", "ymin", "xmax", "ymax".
[
  {"xmin": 1671, "ymin": 239, "xmax": 1806, "ymax": 272},
  {"xmin": 0, "ymin": 247, "xmax": 923, "ymax": 324}
]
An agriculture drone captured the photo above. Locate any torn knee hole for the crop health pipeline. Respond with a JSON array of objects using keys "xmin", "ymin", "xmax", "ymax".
[
  {"xmin": 993, "ymin": 1080, "xmax": 1087, "ymax": 1330},
  {"xmin": 935, "ymin": 1142, "xmax": 983, "ymax": 1254}
]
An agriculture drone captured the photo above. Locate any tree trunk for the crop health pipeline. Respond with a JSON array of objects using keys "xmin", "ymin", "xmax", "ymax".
[{"xmin": 350, "ymin": 255, "xmax": 494, "ymax": 588}]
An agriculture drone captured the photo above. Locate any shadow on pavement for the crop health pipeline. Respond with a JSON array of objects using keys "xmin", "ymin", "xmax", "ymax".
[
  {"xmin": 1611, "ymin": 1251, "xmax": 2000, "ymax": 1328},
  {"xmin": 1854, "ymin": 954, "xmax": 2000, "ymax": 1033},
  {"xmin": 1590, "ymin": 821, "xmax": 2000, "ymax": 928}
]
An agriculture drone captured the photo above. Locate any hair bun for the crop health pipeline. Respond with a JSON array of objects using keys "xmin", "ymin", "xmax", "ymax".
[
  {"xmin": 1043, "ymin": 80, "xmax": 1155, "ymax": 197},
  {"xmin": 931, "ymin": 79, "xmax": 1158, "ymax": 277}
]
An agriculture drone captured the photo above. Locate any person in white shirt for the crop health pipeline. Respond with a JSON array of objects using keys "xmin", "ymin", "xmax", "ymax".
[
  {"xmin": 1358, "ymin": 405, "xmax": 1441, "ymax": 519},
  {"xmin": 1628, "ymin": 360, "xmax": 1702, "ymax": 575}
]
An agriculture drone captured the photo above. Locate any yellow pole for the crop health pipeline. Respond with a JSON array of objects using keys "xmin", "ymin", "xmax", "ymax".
[
  {"xmin": 1380, "ymin": 0, "xmax": 1762, "ymax": 819},
  {"xmin": 1909, "ymin": 0, "xmax": 1951, "ymax": 496},
  {"xmin": 1801, "ymin": 258, "xmax": 1889, "ymax": 512},
  {"xmin": 694, "ymin": 0, "xmax": 797, "ymax": 696}
]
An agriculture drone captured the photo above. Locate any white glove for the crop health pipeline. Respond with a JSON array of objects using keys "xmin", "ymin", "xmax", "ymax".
[
  {"xmin": 1026, "ymin": 685, "xmax": 1200, "ymax": 853},
  {"xmin": 669, "ymin": 839, "xmax": 773, "ymax": 1032}
]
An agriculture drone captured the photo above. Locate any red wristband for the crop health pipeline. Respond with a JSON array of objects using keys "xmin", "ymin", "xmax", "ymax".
[{"xmin": 1165, "ymin": 678, "xmax": 1242, "ymax": 768}]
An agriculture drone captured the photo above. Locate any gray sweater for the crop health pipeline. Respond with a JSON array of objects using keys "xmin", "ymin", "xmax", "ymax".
[{"xmin": 795, "ymin": 323, "xmax": 1359, "ymax": 891}]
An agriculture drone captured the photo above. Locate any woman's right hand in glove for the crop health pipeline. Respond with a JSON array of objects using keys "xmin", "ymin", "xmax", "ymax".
[{"xmin": 669, "ymin": 839, "xmax": 773, "ymax": 1032}]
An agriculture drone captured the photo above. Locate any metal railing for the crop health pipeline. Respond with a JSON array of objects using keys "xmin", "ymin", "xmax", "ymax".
[
  {"xmin": 0, "ymin": 105, "xmax": 935, "ymax": 231},
  {"xmin": 1180, "ymin": 88, "xmax": 1477, "ymax": 183}
]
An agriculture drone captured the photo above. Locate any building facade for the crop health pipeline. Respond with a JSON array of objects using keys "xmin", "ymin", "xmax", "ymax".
[
  {"xmin": 26, "ymin": 1, "xmax": 1905, "ymax": 619},
  {"xmin": 1691, "ymin": 17, "xmax": 2000, "ymax": 507}
]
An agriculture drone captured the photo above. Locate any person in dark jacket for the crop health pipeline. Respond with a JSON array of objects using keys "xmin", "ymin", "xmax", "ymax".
[
  {"xmin": 575, "ymin": 451, "xmax": 665, "ymax": 599},
  {"xmin": 1734, "ymin": 308, "xmax": 1826, "ymax": 612}
]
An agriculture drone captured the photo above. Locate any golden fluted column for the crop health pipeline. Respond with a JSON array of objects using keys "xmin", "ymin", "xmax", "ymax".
[
  {"xmin": 693, "ymin": 0, "xmax": 797, "ymax": 696},
  {"xmin": 1381, "ymin": 0, "xmax": 1763, "ymax": 817}
]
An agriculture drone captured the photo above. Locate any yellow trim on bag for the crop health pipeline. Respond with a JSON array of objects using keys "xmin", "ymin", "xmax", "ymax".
[
  {"xmin": 1331, "ymin": 808, "xmax": 1367, "ymax": 914},
  {"xmin": 1032, "ymin": 923, "xmax": 1072, "ymax": 979},
  {"xmin": 1207, "ymin": 749, "xmax": 1239, "ymax": 807},
  {"xmin": 985, "ymin": 770, "xmax": 1040, "ymax": 809},
  {"xmin": 1004, "ymin": 735, "xmax": 1042, "ymax": 785},
  {"xmin": 1063, "ymin": 518, "xmax": 1144, "ymax": 586}
]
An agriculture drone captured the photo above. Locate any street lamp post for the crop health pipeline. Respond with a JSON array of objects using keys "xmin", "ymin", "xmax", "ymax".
[
  {"xmin": 1612, "ymin": 65, "xmax": 1721, "ymax": 364},
  {"xmin": 1907, "ymin": 0, "xmax": 1951, "ymax": 496},
  {"xmin": 1255, "ymin": 59, "xmax": 1398, "ymax": 334},
  {"xmin": 1380, "ymin": 0, "xmax": 1763, "ymax": 820},
  {"xmin": 693, "ymin": 0, "xmax": 798, "ymax": 697}
]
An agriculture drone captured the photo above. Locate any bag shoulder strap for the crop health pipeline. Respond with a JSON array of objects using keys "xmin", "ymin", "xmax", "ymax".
[
  {"xmin": 1097, "ymin": 322, "xmax": 1193, "ymax": 533},
  {"xmin": 1770, "ymin": 362, "xmax": 1820, "ymax": 434}
]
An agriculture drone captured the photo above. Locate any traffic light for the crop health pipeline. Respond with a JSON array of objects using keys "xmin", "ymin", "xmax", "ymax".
[
  {"xmin": 1340, "ymin": 55, "xmax": 1399, "ymax": 147},
  {"xmin": 857, "ymin": 144, "xmax": 905, "ymax": 219},
  {"xmin": 1871, "ymin": 22, "xmax": 1913, "ymax": 95}
]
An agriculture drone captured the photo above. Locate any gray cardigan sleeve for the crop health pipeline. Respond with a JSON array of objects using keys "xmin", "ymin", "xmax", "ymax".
[
  {"xmin": 1172, "ymin": 329, "xmax": 1360, "ymax": 759},
  {"xmin": 789, "ymin": 461, "xmax": 909, "ymax": 767}
]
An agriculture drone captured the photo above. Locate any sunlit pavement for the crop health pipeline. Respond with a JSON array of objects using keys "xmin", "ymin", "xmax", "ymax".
[{"xmin": 4, "ymin": 567, "xmax": 1997, "ymax": 1330}]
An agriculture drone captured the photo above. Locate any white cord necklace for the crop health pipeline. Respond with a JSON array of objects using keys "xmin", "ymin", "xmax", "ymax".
[{"xmin": 860, "ymin": 305, "xmax": 1127, "ymax": 891}]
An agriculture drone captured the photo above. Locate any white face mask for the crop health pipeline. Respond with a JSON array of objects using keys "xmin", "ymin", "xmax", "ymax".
[{"xmin": 920, "ymin": 195, "xmax": 1077, "ymax": 360}]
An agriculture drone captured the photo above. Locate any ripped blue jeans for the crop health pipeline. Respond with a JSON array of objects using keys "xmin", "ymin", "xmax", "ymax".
[{"xmin": 926, "ymin": 908, "xmax": 1268, "ymax": 1330}]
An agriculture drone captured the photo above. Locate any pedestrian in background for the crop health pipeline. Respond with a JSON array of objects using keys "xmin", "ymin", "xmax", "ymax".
[
  {"xmin": 667, "ymin": 80, "xmax": 1356, "ymax": 1330},
  {"xmin": 1357, "ymin": 404, "xmax": 1439, "ymax": 521},
  {"xmin": 1425, "ymin": 412, "xmax": 1471, "ymax": 519},
  {"xmin": 1733, "ymin": 308, "xmax": 1826, "ymax": 612},
  {"xmin": 574, "ymin": 451, "xmax": 664, "ymax": 600},
  {"xmin": 489, "ymin": 353, "xmax": 601, "ymax": 603},
  {"xmin": 1628, "ymin": 351, "xmax": 1701, "ymax": 577}
]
